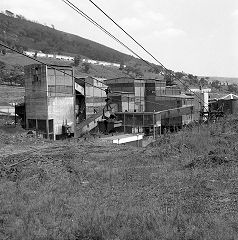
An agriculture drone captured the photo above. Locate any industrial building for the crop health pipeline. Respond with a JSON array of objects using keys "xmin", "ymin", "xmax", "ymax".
[
  {"xmin": 23, "ymin": 64, "xmax": 210, "ymax": 140},
  {"xmin": 24, "ymin": 64, "xmax": 75, "ymax": 140},
  {"xmin": 75, "ymin": 76, "xmax": 107, "ymax": 121},
  {"xmin": 24, "ymin": 64, "xmax": 107, "ymax": 139},
  {"xmin": 104, "ymin": 77, "xmax": 200, "ymax": 134}
]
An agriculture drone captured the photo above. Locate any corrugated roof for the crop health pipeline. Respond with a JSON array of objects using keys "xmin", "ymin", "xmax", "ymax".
[{"xmin": 209, "ymin": 93, "xmax": 238, "ymax": 100}]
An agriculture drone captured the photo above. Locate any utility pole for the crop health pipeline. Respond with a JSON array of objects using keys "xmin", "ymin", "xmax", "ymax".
[{"xmin": 14, "ymin": 102, "xmax": 16, "ymax": 127}]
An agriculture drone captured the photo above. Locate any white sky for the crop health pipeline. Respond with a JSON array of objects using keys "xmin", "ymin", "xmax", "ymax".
[{"xmin": 1, "ymin": 0, "xmax": 238, "ymax": 77}]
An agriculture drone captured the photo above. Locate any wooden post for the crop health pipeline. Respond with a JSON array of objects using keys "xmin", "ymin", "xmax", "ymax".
[
  {"xmin": 133, "ymin": 113, "xmax": 135, "ymax": 134},
  {"xmin": 159, "ymin": 114, "xmax": 161, "ymax": 136},
  {"xmin": 46, "ymin": 119, "xmax": 49, "ymax": 139},
  {"xmin": 124, "ymin": 112, "xmax": 126, "ymax": 133},
  {"xmin": 14, "ymin": 102, "xmax": 16, "ymax": 127},
  {"xmin": 142, "ymin": 113, "xmax": 144, "ymax": 133},
  {"xmin": 153, "ymin": 110, "xmax": 156, "ymax": 139}
]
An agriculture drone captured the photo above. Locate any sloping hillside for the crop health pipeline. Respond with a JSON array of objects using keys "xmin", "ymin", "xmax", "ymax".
[
  {"xmin": 0, "ymin": 12, "xmax": 132, "ymax": 63},
  {"xmin": 2, "ymin": 12, "xmax": 237, "ymax": 90}
]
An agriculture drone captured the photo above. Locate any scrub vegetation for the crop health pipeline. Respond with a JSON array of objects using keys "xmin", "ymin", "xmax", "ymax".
[{"xmin": 1, "ymin": 114, "xmax": 238, "ymax": 239}]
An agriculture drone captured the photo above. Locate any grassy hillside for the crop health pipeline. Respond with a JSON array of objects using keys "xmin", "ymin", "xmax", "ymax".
[
  {"xmin": 0, "ymin": 12, "xmax": 171, "ymax": 81},
  {"xmin": 0, "ymin": 13, "xmax": 133, "ymax": 64},
  {"xmin": 0, "ymin": 85, "xmax": 24, "ymax": 103},
  {"xmin": 1, "ymin": 12, "xmax": 237, "ymax": 90},
  {"xmin": 1, "ymin": 115, "xmax": 238, "ymax": 239},
  {"xmin": 0, "ymin": 53, "xmax": 160, "ymax": 82}
]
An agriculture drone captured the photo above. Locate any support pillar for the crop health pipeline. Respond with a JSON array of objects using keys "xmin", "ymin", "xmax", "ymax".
[{"xmin": 124, "ymin": 113, "xmax": 126, "ymax": 133}]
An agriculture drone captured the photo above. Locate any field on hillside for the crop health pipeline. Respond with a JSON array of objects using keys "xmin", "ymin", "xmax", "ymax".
[
  {"xmin": 0, "ymin": 53, "xmax": 130, "ymax": 79},
  {"xmin": 0, "ymin": 53, "xmax": 75, "ymax": 67},
  {"xmin": 1, "ymin": 115, "xmax": 238, "ymax": 239},
  {"xmin": 0, "ymin": 85, "xmax": 24, "ymax": 103}
]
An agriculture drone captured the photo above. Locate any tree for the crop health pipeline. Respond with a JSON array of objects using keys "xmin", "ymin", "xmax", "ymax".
[
  {"xmin": 41, "ymin": 48, "xmax": 51, "ymax": 54},
  {"xmin": 134, "ymin": 68, "xmax": 143, "ymax": 77},
  {"xmin": 199, "ymin": 77, "xmax": 208, "ymax": 87},
  {"xmin": 174, "ymin": 71, "xmax": 184, "ymax": 79},
  {"xmin": 18, "ymin": 46, "xmax": 24, "ymax": 53},
  {"xmin": 74, "ymin": 55, "xmax": 81, "ymax": 66},
  {"xmin": 153, "ymin": 66, "xmax": 162, "ymax": 74},
  {"xmin": 124, "ymin": 66, "xmax": 135, "ymax": 75},
  {"xmin": 188, "ymin": 74, "xmax": 194, "ymax": 80},
  {"xmin": 82, "ymin": 62, "xmax": 90, "ymax": 73},
  {"xmin": 211, "ymin": 80, "xmax": 221, "ymax": 90},
  {"xmin": 1, "ymin": 49, "xmax": 6, "ymax": 55},
  {"xmin": 228, "ymin": 84, "xmax": 238, "ymax": 93},
  {"xmin": 119, "ymin": 61, "xmax": 125, "ymax": 70},
  {"xmin": 165, "ymin": 69, "xmax": 174, "ymax": 86}
]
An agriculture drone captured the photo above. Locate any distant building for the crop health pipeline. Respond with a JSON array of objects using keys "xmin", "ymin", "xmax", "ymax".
[
  {"xmin": 188, "ymin": 87, "xmax": 211, "ymax": 93},
  {"xmin": 105, "ymin": 76, "xmax": 192, "ymax": 113},
  {"xmin": 104, "ymin": 76, "xmax": 197, "ymax": 134},
  {"xmin": 0, "ymin": 102, "xmax": 15, "ymax": 117}
]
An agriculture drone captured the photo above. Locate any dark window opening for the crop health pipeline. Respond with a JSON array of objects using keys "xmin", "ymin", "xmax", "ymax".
[
  {"xmin": 37, "ymin": 119, "xmax": 47, "ymax": 133},
  {"xmin": 33, "ymin": 75, "xmax": 39, "ymax": 82},
  {"xmin": 28, "ymin": 119, "xmax": 36, "ymax": 129},
  {"xmin": 49, "ymin": 119, "xmax": 53, "ymax": 133},
  {"xmin": 32, "ymin": 67, "xmax": 40, "ymax": 82}
]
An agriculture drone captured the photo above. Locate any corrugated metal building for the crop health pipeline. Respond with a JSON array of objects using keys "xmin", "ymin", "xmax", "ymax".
[
  {"xmin": 24, "ymin": 64, "xmax": 75, "ymax": 139},
  {"xmin": 75, "ymin": 76, "xmax": 107, "ymax": 121},
  {"xmin": 104, "ymin": 77, "xmax": 197, "ymax": 135}
]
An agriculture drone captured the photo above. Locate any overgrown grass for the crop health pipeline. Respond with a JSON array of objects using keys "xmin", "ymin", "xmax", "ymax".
[{"xmin": 1, "ymin": 115, "xmax": 238, "ymax": 239}]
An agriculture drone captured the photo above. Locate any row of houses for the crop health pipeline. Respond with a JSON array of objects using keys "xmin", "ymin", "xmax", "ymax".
[
  {"xmin": 24, "ymin": 51, "xmax": 122, "ymax": 68},
  {"xmin": 24, "ymin": 51, "xmax": 74, "ymax": 61}
]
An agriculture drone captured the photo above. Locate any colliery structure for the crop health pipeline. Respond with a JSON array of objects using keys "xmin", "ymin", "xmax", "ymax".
[
  {"xmin": 24, "ymin": 64, "xmax": 75, "ymax": 140},
  {"xmin": 18, "ymin": 63, "xmax": 214, "ymax": 141}
]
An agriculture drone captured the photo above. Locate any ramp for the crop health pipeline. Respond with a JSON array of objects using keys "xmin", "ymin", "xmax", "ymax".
[{"xmin": 76, "ymin": 108, "xmax": 104, "ymax": 135}]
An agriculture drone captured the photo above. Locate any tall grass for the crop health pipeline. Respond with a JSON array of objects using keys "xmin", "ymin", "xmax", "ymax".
[{"xmin": 1, "ymin": 115, "xmax": 238, "ymax": 239}]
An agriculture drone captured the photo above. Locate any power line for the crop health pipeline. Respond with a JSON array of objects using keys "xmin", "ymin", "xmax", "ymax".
[
  {"xmin": 89, "ymin": 0, "xmax": 165, "ymax": 69},
  {"xmin": 88, "ymin": 0, "xmax": 209, "ymax": 100},
  {"xmin": 61, "ymin": 1, "xmax": 171, "ymax": 84},
  {"xmin": 0, "ymin": 42, "xmax": 105, "ymax": 92},
  {"xmin": 64, "ymin": 0, "xmax": 209, "ymax": 111},
  {"xmin": 0, "ymin": 44, "xmax": 194, "ymax": 110},
  {"xmin": 62, "ymin": 0, "xmax": 153, "ymax": 69},
  {"xmin": 0, "ymin": 41, "xmax": 203, "ymax": 114}
]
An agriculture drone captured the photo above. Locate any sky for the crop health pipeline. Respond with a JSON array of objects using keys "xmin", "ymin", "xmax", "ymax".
[{"xmin": 1, "ymin": 0, "xmax": 238, "ymax": 77}]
